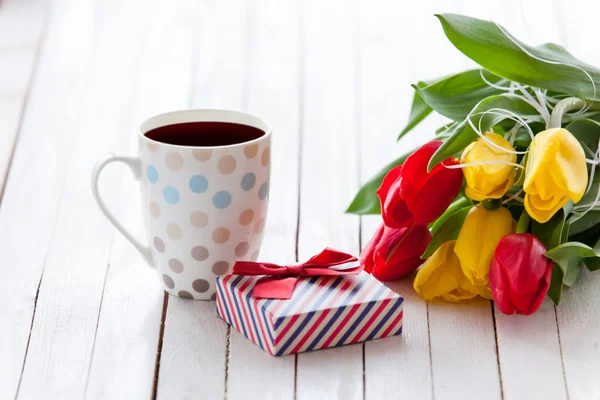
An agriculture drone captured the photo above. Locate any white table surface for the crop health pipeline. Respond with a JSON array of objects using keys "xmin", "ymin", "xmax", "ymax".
[{"xmin": 1, "ymin": 0, "xmax": 599, "ymax": 399}]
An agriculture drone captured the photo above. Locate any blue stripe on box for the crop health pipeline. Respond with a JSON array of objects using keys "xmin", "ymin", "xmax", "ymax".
[
  {"xmin": 334, "ymin": 284, "xmax": 389, "ymax": 346},
  {"xmin": 244, "ymin": 281, "xmax": 265, "ymax": 350},
  {"xmin": 366, "ymin": 297, "xmax": 403, "ymax": 341},
  {"xmin": 275, "ymin": 276, "xmax": 320, "ymax": 329},
  {"xmin": 305, "ymin": 275, "xmax": 368, "ymax": 351},
  {"xmin": 216, "ymin": 278, "xmax": 234, "ymax": 328},
  {"xmin": 262, "ymin": 299, "xmax": 275, "ymax": 344},
  {"xmin": 230, "ymin": 276, "xmax": 249, "ymax": 338},
  {"xmin": 276, "ymin": 277, "xmax": 344, "ymax": 356}
]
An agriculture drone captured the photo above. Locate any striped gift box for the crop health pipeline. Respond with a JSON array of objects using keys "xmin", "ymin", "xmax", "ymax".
[{"xmin": 215, "ymin": 272, "xmax": 404, "ymax": 356}]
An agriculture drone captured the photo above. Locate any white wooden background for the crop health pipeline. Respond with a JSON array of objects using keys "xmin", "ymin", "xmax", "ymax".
[{"xmin": 1, "ymin": 0, "xmax": 599, "ymax": 399}]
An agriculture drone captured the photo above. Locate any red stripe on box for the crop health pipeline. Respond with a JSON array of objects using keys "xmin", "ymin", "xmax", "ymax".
[
  {"xmin": 349, "ymin": 298, "xmax": 392, "ymax": 343},
  {"xmin": 222, "ymin": 275, "xmax": 242, "ymax": 333},
  {"xmin": 381, "ymin": 310, "xmax": 404, "ymax": 337},
  {"xmin": 237, "ymin": 277, "xmax": 257, "ymax": 343},
  {"xmin": 252, "ymin": 295, "xmax": 273, "ymax": 355},
  {"xmin": 274, "ymin": 278, "xmax": 329, "ymax": 346},
  {"xmin": 319, "ymin": 278, "xmax": 380, "ymax": 349},
  {"xmin": 288, "ymin": 280, "xmax": 353, "ymax": 354}
]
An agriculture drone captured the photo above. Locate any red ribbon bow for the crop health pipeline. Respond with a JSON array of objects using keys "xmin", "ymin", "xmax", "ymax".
[{"xmin": 232, "ymin": 248, "xmax": 362, "ymax": 299}]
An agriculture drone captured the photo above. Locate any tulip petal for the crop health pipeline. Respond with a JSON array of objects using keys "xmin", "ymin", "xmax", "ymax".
[
  {"xmin": 414, "ymin": 240, "xmax": 482, "ymax": 302},
  {"xmin": 360, "ymin": 223, "xmax": 385, "ymax": 274},
  {"xmin": 399, "ymin": 141, "xmax": 443, "ymax": 203},
  {"xmin": 372, "ymin": 225, "xmax": 432, "ymax": 281},
  {"xmin": 454, "ymin": 206, "xmax": 514, "ymax": 287},
  {"xmin": 377, "ymin": 165, "xmax": 414, "ymax": 228}
]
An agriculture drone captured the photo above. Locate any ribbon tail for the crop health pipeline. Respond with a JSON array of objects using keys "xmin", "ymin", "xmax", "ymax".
[{"xmin": 252, "ymin": 276, "xmax": 299, "ymax": 300}]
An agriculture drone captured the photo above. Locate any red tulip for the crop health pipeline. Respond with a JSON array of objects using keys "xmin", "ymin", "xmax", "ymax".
[
  {"xmin": 489, "ymin": 233, "xmax": 553, "ymax": 315},
  {"xmin": 377, "ymin": 140, "xmax": 463, "ymax": 228},
  {"xmin": 361, "ymin": 223, "xmax": 432, "ymax": 281}
]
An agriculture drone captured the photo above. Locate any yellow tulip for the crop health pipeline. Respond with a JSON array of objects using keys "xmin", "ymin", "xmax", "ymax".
[
  {"xmin": 461, "ymin": 132, "xmax": 517, "ymax": 201},
  {"xmin": 454, "ymin": 205, "xmax": 513, "ymax": 294},
  {"xmin": 524, "ymin": 128, "xmax": 588, "ymax": 223},
  {"xmin": 413, "ymin": 241, "xmax": 482, "ymax": 302}
]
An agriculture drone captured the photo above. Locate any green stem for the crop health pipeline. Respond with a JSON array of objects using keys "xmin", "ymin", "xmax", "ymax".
[
  {"xmin": 549, "ymin": 97, "xmax": 587, "ymax": 129},
  {"xmin": 516, "ymin": 210, "xmax": 531, "ymax": 234}
]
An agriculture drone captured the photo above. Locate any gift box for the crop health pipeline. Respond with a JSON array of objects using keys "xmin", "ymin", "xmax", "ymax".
[{"xmin": 215, "ymin": 271, "xmax": 404, "ymax": 356}]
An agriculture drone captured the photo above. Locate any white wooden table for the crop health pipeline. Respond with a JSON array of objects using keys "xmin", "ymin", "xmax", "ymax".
[{"xmin": 2, "ymin": 0, "xmax": 599, "ymax": 399}]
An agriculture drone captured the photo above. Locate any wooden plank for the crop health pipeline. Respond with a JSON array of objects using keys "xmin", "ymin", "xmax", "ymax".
[
  {"xmin": 0, "ymin": 0, "xmax": 46, "ymax": 197},
  {"xmin": 294, "ymin": 1, "xmax": 363, "ymax": 399},
  {"xmin": 553, "ymin": 2, "xmax": 600, "ymax": 399},
  {"xmin": 0, "ymin": 0, "xmax": 96, "ymax": 398},
  {"xmin": 154, "ymin": 1, "xmax": 249, "ymax": 398},
  {"xmin": 356, "ymin": 0, "xmax": 441, "ymax": 397},
  {"xmin": 84, "ymin": 0, "xmax": 195, "ymax": 397},
  {"xmin": 226, "ymin": 0, "xmax": 298, "ymax": 398},
  {"xmin": 14, "ymin": 1, "xmax": 152, "ymax": 398}
]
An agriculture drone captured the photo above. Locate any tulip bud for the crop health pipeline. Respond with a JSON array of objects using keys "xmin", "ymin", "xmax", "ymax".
[
  {"xmin": 461, "ymin": 132, "xmax": 517, "ymax": 201},
  {"xmin": 489, "ymin": 233, "xmax": 553, "ymax": 315},
  {"xmin": 454, "ymin": 205, "xmax": 514, "ymax": 296},
  {"xmin": 413, "ymin": 240, "xmax": 484, "ymax": 302},
  {"xmin": 524, "ymin": 128, "xmax": 588, "ymax": 223},
  {"xmin": 377, "ymin": 140, "xmax": 463, "ymax": 228},
  {"xmin": 361, "ymin": 224, "xmax": 432, "ymax": 281}
]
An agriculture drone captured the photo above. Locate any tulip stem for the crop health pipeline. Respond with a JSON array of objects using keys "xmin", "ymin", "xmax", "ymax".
[{"xmin": 549, "ymin": 97, "xmax": 588, "ymax": 128}]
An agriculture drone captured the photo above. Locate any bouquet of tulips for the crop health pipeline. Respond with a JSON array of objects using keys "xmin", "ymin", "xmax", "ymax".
[{"xmin": 348, "ymin": 14, "xmax": 600, "ymax": 315}]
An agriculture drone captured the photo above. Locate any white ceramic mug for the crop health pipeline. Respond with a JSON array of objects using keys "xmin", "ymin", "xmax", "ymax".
[{"xmin": 91, "ymin": 109, "xmax": 271, "ymax": 300}]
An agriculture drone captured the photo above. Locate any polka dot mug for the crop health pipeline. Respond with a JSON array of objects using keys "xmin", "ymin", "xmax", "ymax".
[{"xmin": 91, "ymin": 110, "xmax": 271, "ymax": 300}]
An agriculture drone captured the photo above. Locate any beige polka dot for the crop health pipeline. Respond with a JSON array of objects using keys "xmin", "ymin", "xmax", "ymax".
[
  {"xmin": 191, "ymin": 245, "xmax": 209, "ymax": 261},
  {"xmin": 253, "ymin": 218, "xmax": 265, "ymax": 234},
  {"xmin": 147, "ymin": 142, "xmax": 159, "ymax": 152},
  {"xmin": 178, "ymin": 290, "xmax": 193, "ymax": 299},
  {"xmin": 193, "ymin": 279, "xmax": 210, "ymax": 293},
  {"xmin": 244, "ymin": 143, "xmax": 259, "ymax": 158},
  {"xmin": 218, "ymin": 155, "xmax": 237, "ymax": 175},
  {"xmin": 149, "ymin": 202, "xmax": 161, "ymax": 219},
  {"xmin": 165, "ymin": 152, "xmax": 183, "ymax": 171},
  {"xmin": 189, "ymin": 211, "xmax": 208, "ymax": 228},
  {"xmin": 154, "ymin": 237, "xmax": 165, "ymax": 253},
  {"xmin": 169, "ymin": 258, "xmax": 184, "ymax": 273},
  {"xmin": 166, "ymin": 223, "xmax": 182, "ymax": 240},
  {"xmin": 193, "ymin": 149, "xmax": 213, "ymax": 161},
  {"xmin": 212, "ymin": 227, "xmax": 230, "ymax": 244},
  {"xmin": 162, "ymin": 274, "xmax": 174, "ymax": 289},
  {"xmin": 239, "ymin": 209, "xmax": 255, "ymax": 226},
  {"xmin": 212, "ymin": 261, "xmax": 229, "ymax": 276},
  {"xmin": 261, "ymin": 147, "xmax": 270, "ymax": 166},
  {"xmin": 235, "ymin": 242, "xmax": 250, "ymax": 257},
  {"xmin": 251, "ymin": 249, "xmax": 260, "ymax": 261}
]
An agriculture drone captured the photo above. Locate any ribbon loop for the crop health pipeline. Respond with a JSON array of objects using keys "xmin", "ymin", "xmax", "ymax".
[{"xmin": 232, "ymin": 247, "xmax": 362, "ymax": 299}]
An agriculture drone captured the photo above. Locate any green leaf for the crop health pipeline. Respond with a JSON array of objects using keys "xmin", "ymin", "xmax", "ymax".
[
  {"xmin": 532, "ymin": 208, "xmax": 566, "ymax": 249},
  {"xmin": 545, "ymin": 242, "xmax": 600, "ymax": 286},
  {"xmin": 565, "ymin": 118, "xmax": 600, "ymax": 154},
  {"xmin": 430, "ymin": 194, "xmax": 471, "ymax": 233},
  {"xmin": 436, "ymin": 14, "xmax": 600, "ymax": 101},
  {"xmin": 422, "ymin": 206, "xmax": 471, "ymax": 259},
  {"xmin": 547, "ymin": 266, "xmax": 564, "ymax": 305},
  {"xmin": 346, "ymin": 151, "xmax": 412, "ymax": 215},
  {"xmin": 398, "ymin": 84, "xmax": 433, "ymax": 140},
  {"xmin": 413, "ymin": 69, "xmax": 505, "ymax": 121},
  {"xmin": 569, "ymin": 211, "xmax": 600, "ymax": 236},
  {"xmin": 428, "ymin": 94, "xmax": 539, "ymax": 170}
]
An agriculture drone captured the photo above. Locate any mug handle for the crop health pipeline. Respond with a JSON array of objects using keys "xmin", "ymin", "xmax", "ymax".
[{"xmin": 91, "ymin": 153, "xmax": 154, "ymax": 266}]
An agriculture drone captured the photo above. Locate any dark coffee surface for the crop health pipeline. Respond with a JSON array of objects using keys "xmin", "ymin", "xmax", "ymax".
[{"xmin": 145, "ymin": 121, "xmax": 265, "ymax": 147}]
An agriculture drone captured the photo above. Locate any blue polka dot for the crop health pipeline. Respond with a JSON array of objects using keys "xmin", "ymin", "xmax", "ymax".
[
  {"xmin": 240, "ymin": 173, "xmax": 256, "ymax": 191},
  {"xmin": 146, "ymin": 165, "xmax": 158, "ymax": 183},
  {"xmin": 259, "ymin": 182, "xmax": 269, "ymax": 200},
  {"xmin": 189, "ymin": 175, "xmax": 209, "ymax": 193},
  {"xmin": 163, "ymin": 186, "xmax": 180, "ymax": 204},
  {"xmin": 212, "ymin": 191, "xmax": 232, "ymax": 209}
]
